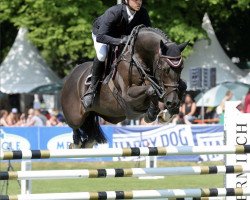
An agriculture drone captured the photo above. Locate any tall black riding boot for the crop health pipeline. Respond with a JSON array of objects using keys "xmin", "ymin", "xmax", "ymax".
[{"xmin": 82, "ymin": 58, "xmax": 105, "ymax": 108}]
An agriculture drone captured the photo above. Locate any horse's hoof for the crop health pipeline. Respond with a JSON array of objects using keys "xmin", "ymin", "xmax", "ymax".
[
  {"xmin": 144, "ymin": 113, "xmax": 156, "ymax": 123},
  {"xmin": 157, "ymin": 110, "xmax": 173, "ymax": 123},
  {"xmin": 69, "ymin": 143, "xmax": 83, "ymax": 149},
  {"xmin": 83, "ymin": 140, "xmax": 97, "ymax": 148}
]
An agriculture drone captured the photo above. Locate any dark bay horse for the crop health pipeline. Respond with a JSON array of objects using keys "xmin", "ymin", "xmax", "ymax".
[{"xmin": 61, "ymin": 26, "xmax": 188, "ymax": 148}]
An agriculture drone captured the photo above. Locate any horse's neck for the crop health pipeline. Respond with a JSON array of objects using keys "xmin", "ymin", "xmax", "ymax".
[{"xmin": 134, "ymin": 31, "xmax": 161, "ymax": 69}]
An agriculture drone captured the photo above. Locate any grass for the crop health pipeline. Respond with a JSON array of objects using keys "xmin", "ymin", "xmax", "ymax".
[{"xmin": 0, "ymin": 161, "xmax": 224, "ymax": 195}]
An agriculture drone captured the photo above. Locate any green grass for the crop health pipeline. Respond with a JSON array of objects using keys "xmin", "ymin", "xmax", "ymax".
[{"xmin": 0, "ymin": 161, "xmax": 224, "ymax": 195}]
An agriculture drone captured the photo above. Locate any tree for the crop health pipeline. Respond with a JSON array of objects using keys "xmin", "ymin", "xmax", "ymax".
[
  {"xmin": 0, "ymin": 0, "xmax": 249, "ymax": 77},
  {"xmin": 145, "ymin": 0, "xmax": 250, "ymax": 65},
  {"xmin": 0, "ymin": 0, "xmax": 106, "ymax": 76}
]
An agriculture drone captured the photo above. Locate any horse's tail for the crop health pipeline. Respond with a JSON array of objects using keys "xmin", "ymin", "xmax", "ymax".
[{"xmin": 81, "ymin": 112, "xmax": 107, "ymax": 144}]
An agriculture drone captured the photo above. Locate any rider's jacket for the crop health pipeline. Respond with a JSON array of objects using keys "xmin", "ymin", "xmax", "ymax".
[{"xmin": 92, "ymin": 4, "xmax": 151, "ymax": 46}]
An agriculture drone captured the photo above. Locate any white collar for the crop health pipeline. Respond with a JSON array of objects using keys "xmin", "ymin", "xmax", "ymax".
[{"xmin": 126, "ymin": 6, "xmax": 136, "ymax": 23}]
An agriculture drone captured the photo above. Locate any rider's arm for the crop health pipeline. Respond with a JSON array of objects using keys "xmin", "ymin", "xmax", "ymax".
[
  {"xmin": 139, "ymin": 7, "xmax": 151, "ymax": 27},
  {"xmin": 96, "ymin": 6, "xmax": 122, "ymax": 45}
]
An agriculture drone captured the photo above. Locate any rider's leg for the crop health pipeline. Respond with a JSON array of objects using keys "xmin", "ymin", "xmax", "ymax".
[
  {"xmin": 82, "ymin": 58, "xmax": 105, "ymax": 108},
  {"xmin": 82, "ymin": 33, "xmax": 108, "ymax": 108}
]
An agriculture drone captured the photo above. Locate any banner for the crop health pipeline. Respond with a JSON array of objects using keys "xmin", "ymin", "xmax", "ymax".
[
  {"xmin": 225, "ymin": 101, "xmax": 250, "ymax": 200},
  {"xmin": 113, "ymin": 124, "xmax": 223, "ymax": 161},
  {"xmin": 192, "ymin": 125, "xmax": 224, "ymax": 161},
  {"xmin": 0, "ymin": 124, "xmax": 223, "ymax": 162}
]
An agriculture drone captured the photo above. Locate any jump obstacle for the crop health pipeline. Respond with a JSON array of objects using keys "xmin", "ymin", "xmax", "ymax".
[
  {"xmin": 1, "ymin": 145, "xmax": 250, "ymax": 160},
  {"xmin": 1, "ymin": 102, "xmax": 249, "ymax": 200},
  {"xmin": 0, "ymin": 165, "xmax": 249, "ymax": 180},
  {"xmin": 1, "ymin": 188, "xmax": 250, "ymax": 200},
  {"xmin": 0, "ymin": 146, "xmax": 250, "ymax": 199}
]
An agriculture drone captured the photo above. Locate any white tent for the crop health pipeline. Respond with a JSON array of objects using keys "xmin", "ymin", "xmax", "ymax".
[
  {"xmin": 0, "ymin": 28, "xmax": 62, "ymax": 94},
  {"xmin": 181, "ymin": 13, "xmax": 244, "ymax": 89},
  {"xmin": 239, "ymin": 72, "xmax": 250, "ymax": 85}
]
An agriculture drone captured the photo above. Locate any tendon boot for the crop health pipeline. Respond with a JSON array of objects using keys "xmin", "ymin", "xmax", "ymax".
[
  {"xmin": 144, "ymin": 101, "xmax": 160, "ymax": 123},
  {"xmin": 82, "ymin": 58, "xmax": 105, "ymax": 108}
]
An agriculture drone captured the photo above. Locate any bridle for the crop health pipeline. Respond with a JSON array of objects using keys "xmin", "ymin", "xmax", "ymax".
[
  {"xmin": 153, "ymin": 54, "xmax": 183, "ymax": 99},
  {"xmin": 114, "ymin": 25, "xmax": 183, "ymax": 99}
]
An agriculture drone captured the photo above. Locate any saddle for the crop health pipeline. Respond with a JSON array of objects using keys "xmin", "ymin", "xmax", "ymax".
[{"xmin": 85, "ymin": 45, "xmax": 123, "ymax": 86}]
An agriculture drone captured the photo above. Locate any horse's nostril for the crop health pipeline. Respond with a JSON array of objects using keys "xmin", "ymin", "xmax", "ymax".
[{"xmin": 166, "ymin": 101, "xmax": 172, "ymax": 108}]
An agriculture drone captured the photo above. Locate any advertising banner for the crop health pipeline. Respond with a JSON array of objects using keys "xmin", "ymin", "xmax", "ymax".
[
  {"xmin": 225, "ymin": 101, "xmax": 250, "ymax": 200},
  {"xmin": 0, "ymin": 124, "xmax": 223, "ymax": 162}
]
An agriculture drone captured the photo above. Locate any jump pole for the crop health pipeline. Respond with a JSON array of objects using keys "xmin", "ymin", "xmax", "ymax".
[
  {"xmin": 1, "ymin": 165, "xmax": 250, "ymax": 180},
  {"xmin": 1, "ymin": 188, "xmax": 250, "ymax": 200},
  {"xmin": 1, "ymin": 145, "xmax": 250, "ymax": 160}
]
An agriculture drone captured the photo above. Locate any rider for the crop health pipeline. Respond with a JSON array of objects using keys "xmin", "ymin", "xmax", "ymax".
[{"xmin": 82, "ymin": 0, "xmax": 151, "ymax": 108}]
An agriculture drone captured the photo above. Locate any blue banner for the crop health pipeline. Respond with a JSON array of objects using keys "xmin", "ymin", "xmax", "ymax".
[{"xmin": 0, "ymin": 124, "xmax": 223, "ymax": 162}]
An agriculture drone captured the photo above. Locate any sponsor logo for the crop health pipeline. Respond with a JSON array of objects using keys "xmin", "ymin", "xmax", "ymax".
[
  {"xmin": 47, "ymin": 132, "xmax": 73, "ymax": 149},
  {"xmin": 0, "ymin": 129, "xmax": 30, "ymax": 150},
  {"xmin": 196, "ymin": 132, "xmax": 224, "ymax": 161}
]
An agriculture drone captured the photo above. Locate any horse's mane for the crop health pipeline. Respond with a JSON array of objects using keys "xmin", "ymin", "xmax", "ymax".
[{"xmin": 140, "ymin": 27, "xmax": 170, "ymax": 41}]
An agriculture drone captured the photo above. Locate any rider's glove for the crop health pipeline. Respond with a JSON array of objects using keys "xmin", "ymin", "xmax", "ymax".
[{"xmin": 120, "ymin": 36, "xmax": 129, "ymax": 45}]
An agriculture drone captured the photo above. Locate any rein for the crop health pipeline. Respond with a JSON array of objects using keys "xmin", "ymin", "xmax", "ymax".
[
  {"xmin": 118, "ymin": 25, "xmax": 181, "ymax": 99},
  {"xmin": 107, "ymin": 25, "xmax": 181, "ymax": 114},
  {"xmin": 132, "ymin": 55, "xmax": 166, "ymax": 99},
  {"xmin": 123, "ymin": 25, "xmax": 171, "ymax": 99}
]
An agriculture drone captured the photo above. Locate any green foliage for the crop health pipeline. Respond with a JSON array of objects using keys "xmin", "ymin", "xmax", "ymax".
[
  {"xmin": 0, "ymin": 0, "xmax": 106, "ymax": 76},
  {"xmin": 0, "ymin": 0, "xmax": 249, "ymax": 77}
]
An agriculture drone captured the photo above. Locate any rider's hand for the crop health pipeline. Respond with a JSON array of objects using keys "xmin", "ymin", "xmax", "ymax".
[{"xmin": 120, "ymin": 36, "xmax": 129, "ymax": 45}]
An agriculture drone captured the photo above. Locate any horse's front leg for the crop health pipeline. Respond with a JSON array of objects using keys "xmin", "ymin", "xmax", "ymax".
[
  {"xmin": 143, "ymin": 87, "xmax": 160, "ymax": 123},
  {"xmin": 124, "ymin": 85, "xmax": 160, "ymax": 121}
]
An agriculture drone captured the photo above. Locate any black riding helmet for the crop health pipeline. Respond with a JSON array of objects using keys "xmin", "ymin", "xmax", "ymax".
[{"xmin": 122, "ymin": 0, "xmax": 142, "ymax": 11}]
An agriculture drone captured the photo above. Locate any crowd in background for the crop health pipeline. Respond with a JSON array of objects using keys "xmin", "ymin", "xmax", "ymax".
[
  {"xmin": 1, "ymin": 91, "xmax": 250, "ymax": 127},
  {"xmin": 0, "ymin": 108, "xmax": 65, "ymax": 127}
]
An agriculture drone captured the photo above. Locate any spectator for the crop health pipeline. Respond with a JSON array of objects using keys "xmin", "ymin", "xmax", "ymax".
[
  {"xmin": 179, "ymin": 94, "xmax": 197, "ymax": 123},
  {"xmin": 25, "ymin": 108, "xmax": 44, "ymax": 126},
  {"xmin": 216, "ymin": 90, "xmax": 233, "ymax": 124},
  {"xmin": 51, "ymin": 109, "xmax": 65, "ymax": 123},
  {"xmin": 16, "ymin": 113, "xmax": 27, "ymax": 126},
  {"xmin": 172, "ymin": 112, "xmax": 191, "ymax": 125},
  {"xmin": 6, "ymin": 108, "xmax": 19, "ymax": 126},
  {"xmin": 0, "ymin": 109, "xmax": 9, "ymax": 126},
  {"xmin": 34, "ymin": 109, "xmax": 47, "ymax": 125},
  {"xmin": 46, "ymin": 114, "xmax": 63, "ymax": 126},
  {"xmin": 243, "ymin": 89, "xmax": 250, "ymax": 113}
]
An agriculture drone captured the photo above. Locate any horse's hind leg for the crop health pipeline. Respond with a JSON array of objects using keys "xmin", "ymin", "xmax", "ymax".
[
  {"xmin": 69, "ymin": 129, "xmax": 85, "ymax": 149},
  {"xmin": 69, "ymin": 112, "xmax": 107, "ymax": 149},
  {"xmin": 69, "ymin": 127, "xmax": 94, "ymax": 149}
]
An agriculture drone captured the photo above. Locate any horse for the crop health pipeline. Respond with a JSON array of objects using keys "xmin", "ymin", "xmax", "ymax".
[{"xmin": 61, "ymin": 26, "xmax": 188, "ymax": 148}]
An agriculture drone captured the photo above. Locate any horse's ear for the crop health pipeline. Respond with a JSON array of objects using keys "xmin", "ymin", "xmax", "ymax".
[
  {"xmin": 160, "ymin": 40, "xmax": 167, "ymax": 54},
  {"xmin": 178, "ymin": 41, "xmax": 189, "ymax": 52}
]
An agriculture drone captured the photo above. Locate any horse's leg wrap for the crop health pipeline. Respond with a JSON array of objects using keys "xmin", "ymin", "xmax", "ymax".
[
  {"xmin": 70, "ymin": 128, "xmax": 89, "ymax": 149},
  {"xmin": 82, "ymin": 58, "xmax": 105, "ymax": 108},
  {"xmin": 144, "ymin": 101, "xmax": 160, "ymax": 123},
  {"xmin": 144, "ymin": 88, "xmax": 160, "ymax": 123}
]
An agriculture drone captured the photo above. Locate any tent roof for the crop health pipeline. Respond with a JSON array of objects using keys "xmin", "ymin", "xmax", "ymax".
[
  {"xmin": 181, "ymin": 13, "xmax": 244, "ymax": 90},
  {"xmin": 0, "ymin": 28, "xmax": 62, "ymax": 94},
  {"xmin": 239, "ymin": 72, "xmax": 250, "ymax": 85}
]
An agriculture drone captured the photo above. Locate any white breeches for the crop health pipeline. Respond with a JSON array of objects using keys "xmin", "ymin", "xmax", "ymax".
[{"xmin": 92, "ymin": 33, "xmax": 108, "ymax": 62}]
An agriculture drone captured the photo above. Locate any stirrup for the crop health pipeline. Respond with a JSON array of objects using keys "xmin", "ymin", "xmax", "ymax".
[{"xmin": 81, "ymin": 82, "xmax": 99, "ymax": 108}]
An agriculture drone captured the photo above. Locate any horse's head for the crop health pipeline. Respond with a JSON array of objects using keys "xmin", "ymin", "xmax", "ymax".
[{"xmin": 155, "ymin": 40, "xmax": 188, "ymax": 115}]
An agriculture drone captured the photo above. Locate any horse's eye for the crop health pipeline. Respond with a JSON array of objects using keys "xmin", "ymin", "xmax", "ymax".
[{"xmin": 164, "ymin": 67, "xmax": 170, "ymax": 74}]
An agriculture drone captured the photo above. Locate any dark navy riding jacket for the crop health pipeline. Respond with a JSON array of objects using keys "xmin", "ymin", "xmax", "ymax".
[{"xmin": 92, "ymin": 4, "xmax": 151, "ymax": 46}]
